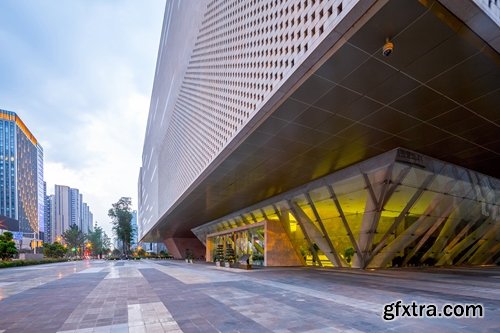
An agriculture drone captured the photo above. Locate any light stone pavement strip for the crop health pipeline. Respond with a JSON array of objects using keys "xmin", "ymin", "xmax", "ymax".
[
  {"xmin": 56, "ymin": 262, "xmax": 180, "ymax": 333},
  {"xmin": 128, "ymin": 302, "xmax": 182, "ymax": 333},
  {"xmin": 0, "ymin": 259, "xmax": 499, "ymax": 332}
]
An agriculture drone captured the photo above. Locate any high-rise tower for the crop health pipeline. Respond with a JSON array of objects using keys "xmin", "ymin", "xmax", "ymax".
[{"xmin": 0, "ymin": 109, "xmax": 43, "ymax": 235}]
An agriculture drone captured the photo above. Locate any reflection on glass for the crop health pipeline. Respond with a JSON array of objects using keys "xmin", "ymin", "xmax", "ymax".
[{"xmin": 194, "ymin": 152, "xmax": 499, "ymax": 269}]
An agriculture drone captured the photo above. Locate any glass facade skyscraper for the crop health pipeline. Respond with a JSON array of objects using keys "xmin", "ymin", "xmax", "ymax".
[{"xmin": 0, "ymin": 109, "xmax": 43, "ymax": 235}]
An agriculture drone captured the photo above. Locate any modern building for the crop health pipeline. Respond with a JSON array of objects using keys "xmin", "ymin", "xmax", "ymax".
[
  {"xmin": 131, "ymin": 210, "xmax": 138, "ymax": 247},
  {"xmin": 51, "ymin": 184, "xmax": 93, "ymax": 241},
  {"xmin": 53, "ymin": 185, "xmax": 70, "ymax": 241},
  {"xmin": 69, "ymin": 188, "xmax": 82, "ymax": 231},
  {"xmin": 81, "ymin": 202, "xmax": 93, "ymax": 234},
  {"xmin": 43, "ymin": 182, "xmax": 53, "ymax": 243},
  {"xmin": 0, "ymin": 109, "xmax": 44, "ymax": 236},
  {"xmin": 140, "ymin": 242, "xmax": 167, "ymax": 255},
  {"xmin": 133, "ymin": 209, "xmax": 168, "ymax": 254},
  {"xmin": 139, "ymin": 0, "xmax": 499, "ymax": 268}
]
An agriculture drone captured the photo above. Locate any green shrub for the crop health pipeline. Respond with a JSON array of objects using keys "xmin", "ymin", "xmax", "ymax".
[
  {"xmin": 43, "ymin": 242, "xmax": 68, "ymax": 258},
  {"xmin": 0, "ymin": 232, "xmax": 18, "ymax": 261},
  {"xmin": 0, "ymin": 258, "xmax": 68, "ymax": 268}
]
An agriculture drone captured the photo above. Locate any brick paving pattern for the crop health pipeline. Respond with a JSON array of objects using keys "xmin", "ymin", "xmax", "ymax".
[{"xmin": 0, "ymin": 259, "xmax": 498, "ymax": 332}]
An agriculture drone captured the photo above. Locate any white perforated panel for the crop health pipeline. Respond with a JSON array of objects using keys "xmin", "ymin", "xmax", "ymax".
[{"xmin": 140, "ymin": 0, "xmax": 358, "ymax": 238}]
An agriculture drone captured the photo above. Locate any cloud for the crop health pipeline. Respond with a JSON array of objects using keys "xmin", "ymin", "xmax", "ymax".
[{"xmin": 0, "ymin": 0, "xmax": 165, "ymax": 237}]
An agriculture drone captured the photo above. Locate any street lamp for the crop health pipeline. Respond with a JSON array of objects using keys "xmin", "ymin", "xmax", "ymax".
[{"xmin": 85, "ymin": 242, "xmax": 92, "ymax": 259}]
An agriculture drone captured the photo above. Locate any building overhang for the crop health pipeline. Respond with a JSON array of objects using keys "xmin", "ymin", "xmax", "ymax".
[
  {"xmin": 142, "ymin": 0, "xmax": 499, "ymax": 242},
  {"xmin": 192, "ymin": 148, "xmax": 500, "ymax": 268}
]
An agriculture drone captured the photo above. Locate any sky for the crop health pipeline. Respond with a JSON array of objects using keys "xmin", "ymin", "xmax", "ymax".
[{"xmin": 0, "ymin": 0, "xmax": 166, "ymax": 238}]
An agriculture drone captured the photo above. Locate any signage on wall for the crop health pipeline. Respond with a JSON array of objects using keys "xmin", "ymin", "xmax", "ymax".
[{"xmin": 396, "ymin": 149, "xmax": 425, "ymax": 168}]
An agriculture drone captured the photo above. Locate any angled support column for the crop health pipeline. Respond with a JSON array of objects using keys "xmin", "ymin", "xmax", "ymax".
[
  {"xmin": 467, "ymin": 223, "xmax": 500, "ymax": 264},
  {"xmin": 365, "ymin": 174, "xmax": 435, "ymax": 267},
  {"xmin": 249, "ymin": 212, "xmax": 259, "ymax": 223},
  {"xmin": 287, "ymin": 200, "xmax": 322, "ymax": 266},
  {"xmin": 260, "ymin": 208, "xmax": 269, "ymax": 220},
  {"xmin": 273, "ymin": 204, "xmax": 306, "ymax": 265},
  {"xmin": 289, "ymin": 200, "xmax": 341, "ymax": 266},
  {"xmin": 368, "ymin": 193, "xmax": 454, "ymax": 268},
  {"xmin": 239, "ymin": 214, "xmax": 251, "ymax": 225},
  {"xmin": 402, "ymin": 205, "xmax": 453, "ymax": 266},
  {"xmin": 422, "ymin": 182, "xmax": 475, "ymax": 259},
  {"xmin": 220, "ymin": 221, "xmax": 232, "ymax": 231},
  {"xmin": 455, "ymin": 239, "xmax": 484, "ymax": 265},
  {"xmin": 272, "ymin": 204, "xmax": 283, "ymax": 221},
  {"xmin": 305, "ymin": 192, "xmax": 345, "ymax": 267},
  {"xmin": 437, "ymin": 217, "xmax": 494, "ymax": 266},
  {"xmin": 358, "ymin": 165, "xmax": 408, "ymax": 267},
  {"xmin": 415, "ymin": 182, "xmax": 474, "ymax": 263},
  {"xmin": 423, "ymin": 203, "xmax": 481, "ymax": 262},
  {"xmin": 481, "ymin": 242, "xmax": 500, "ymax": 265},
  {"xmin": 326, "ymin": 184, "xmax": 362, "ymax": 267},
  {"xmin": 231, "ymin": 218, "xmax": 240, "ymax": 228}
]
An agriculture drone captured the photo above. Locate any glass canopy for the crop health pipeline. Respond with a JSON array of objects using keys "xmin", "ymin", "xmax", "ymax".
[{"xmin": 193, "ymin": 149, "xmax": 499, "ymax": 268}]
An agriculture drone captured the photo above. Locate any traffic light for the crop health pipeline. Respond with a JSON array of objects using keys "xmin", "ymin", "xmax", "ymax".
[{"xmin": 29, "ymin": 240, "xmax": 43, "ymax": 249}]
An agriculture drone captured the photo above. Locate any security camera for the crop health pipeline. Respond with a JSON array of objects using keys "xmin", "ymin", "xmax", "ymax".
[{"xmin": 383, "ymin": 38, "xmax": 394, "ymax": 57}]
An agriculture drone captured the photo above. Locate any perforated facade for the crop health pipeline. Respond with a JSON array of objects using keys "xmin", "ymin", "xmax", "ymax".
[
  {"xmin": 140, "ymin": 0, "xmax": 369, "ymax": 240},
  {"xmin": 139, "ymin": 0, "xmax": 499, "ymax": 262}
]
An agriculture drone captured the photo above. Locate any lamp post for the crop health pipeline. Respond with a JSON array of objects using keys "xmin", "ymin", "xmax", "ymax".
[{"xmin": 85, "ymin": 241, "xmax": 92, "ymax": 259}]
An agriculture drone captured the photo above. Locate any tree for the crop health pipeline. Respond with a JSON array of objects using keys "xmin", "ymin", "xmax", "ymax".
[
  {"xmin": 87, "ymin": 224, "xmax": 113, "ymax": 258},
  {"xmin": 62, "ymin": 224, "xmax": 86, "ymax": 257},
  {"xmin": 87, "ymin": 225, "xmax": 104, "ymax": 258},
  {"xmin": 102, "ymin": 232, "xmax": 111, "ymax": 256},
  {"xmin": 109, "ymin": 197, "xmax": 134, "ymax": 256},
  {"xmin": 0, "ymin": 231, "xmax": 18, "ymax": 261},
  {"xmin": 43, "ymin": 242, "xmax": 67, "ymax": 258}
]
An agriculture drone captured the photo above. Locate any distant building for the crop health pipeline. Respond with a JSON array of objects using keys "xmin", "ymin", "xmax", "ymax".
[
  {"xmin": 37, "ymin": 145, "xmax": 44, "ymax": 239},
  {"xmin": 69, "ymin": 188, "xmax": 82, "ymax": 231},
  {"xmin": 140, "ymin": 242, "xmax": 167, "ymax": 255},
  {"xmin": 81, "ymin": 202, "xmax": 93, "ymax": 234},
  {"xmin": 51, "ymin": 184, "xmax": 93, "ymax": 241},
  {"xmin": 130, "ymin": 210, "xmax": 138, "ymax": 247},
  {"xmin": 43, "ymin": 182, "xmax": 53, "ymax": 243},
  {"xmin": 53, "ymin": 185, "xmax": 70, "ymax": 241},
  {"xmin": 0, "ymin": 109, "xmax": 43, "ymax": 236}
]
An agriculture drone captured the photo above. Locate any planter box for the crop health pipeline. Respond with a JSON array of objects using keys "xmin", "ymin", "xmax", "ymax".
[{"xmin": 19, "ymin": 253, "xmax": 44, "ymax": 260}]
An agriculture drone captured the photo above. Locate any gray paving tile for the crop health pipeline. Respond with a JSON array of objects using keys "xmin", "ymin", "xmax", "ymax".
[{"xmin": 0, "ymin": 260, "xmax": 499, "ymax": 332}]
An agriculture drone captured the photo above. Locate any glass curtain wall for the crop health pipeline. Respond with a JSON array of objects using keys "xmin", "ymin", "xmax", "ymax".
[
  {"xmin": 194, "ymin": 155, "xmax": 499, "ymax": 268},
  {"xmin": 209, "ymin": 225, "xmax": 265, "ymax": 265}
]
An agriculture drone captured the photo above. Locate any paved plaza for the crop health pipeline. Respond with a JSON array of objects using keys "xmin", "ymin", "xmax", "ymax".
[{"xmin": 0, "ymin": 260, "xmax": 498, "ymax": 333}]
